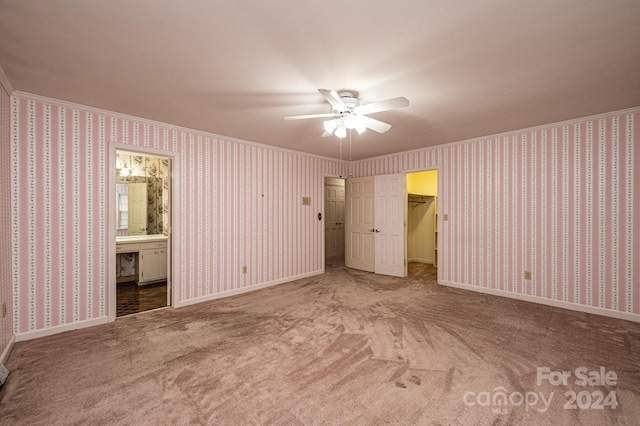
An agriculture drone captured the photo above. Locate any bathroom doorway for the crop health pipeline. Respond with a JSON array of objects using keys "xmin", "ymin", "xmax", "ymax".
[{"xmin": 114, "ymin": 149, "xmax": 172, "ymax": 316}]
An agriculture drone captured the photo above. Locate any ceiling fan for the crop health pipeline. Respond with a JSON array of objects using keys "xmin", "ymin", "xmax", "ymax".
[{"xmin": 284, "ymin": 89, "xmax": 409, "ymax": 138}]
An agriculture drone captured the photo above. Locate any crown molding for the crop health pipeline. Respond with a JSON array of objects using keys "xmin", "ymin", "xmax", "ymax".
[
  {"xmin": 12, "ymin": 90, "xmax": 638, "ymax": 165},
  {"xmin": 351, "ymin": 105, "xmax": 640, "ymax": 164},
  {"xmin": 0, "ymin": 64, "xmax": 15, "ymax": 95},
  {"xmin": 12, "ymin": 90, "xmax": 351, "ymax": 165}
]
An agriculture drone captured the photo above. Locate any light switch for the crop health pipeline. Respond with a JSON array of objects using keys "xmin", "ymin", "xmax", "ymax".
[{"xmin": 302, "ymin": 197, "xmax": 311, "ymax": 206}]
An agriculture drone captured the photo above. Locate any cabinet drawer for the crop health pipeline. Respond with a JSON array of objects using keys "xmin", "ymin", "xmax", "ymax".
[
  {"xmin": 141, "ymin": 241, "xmax": 167, "ymax": 250},
  {"xmin": 116, "ymin": 243, "xmax": 140, "ymax": 253}
]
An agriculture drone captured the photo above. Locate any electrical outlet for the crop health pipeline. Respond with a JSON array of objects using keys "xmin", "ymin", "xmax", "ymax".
[
  {"xmin": 524, "ymin": 271, "xmax": 532, "ymax": 280},
  {"xmin": 302, "ymin": 196, "xmax": 311, "ymax": 206},
  {"xmin": 242, "ymin": 266, "xmax": 247, "ymax": 274}
]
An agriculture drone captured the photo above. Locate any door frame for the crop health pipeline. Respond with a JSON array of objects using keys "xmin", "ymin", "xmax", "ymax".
[
  {"xmin": 404, "ymin": 166, "xmax": 441, "ymax": 282},
  {"xmin": 322, "ymin": 173, "xmax": 346, "ymax": 272},
  {"xmin": 108, "ymin": 142, "xmax": 181, "ymax": 321},
  {"xmin": 323, "ymin": 176, "xmax": 346, "ymax": 259}
]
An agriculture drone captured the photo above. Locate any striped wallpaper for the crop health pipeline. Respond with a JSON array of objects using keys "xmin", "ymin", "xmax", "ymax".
[
  {"xmin": 11, "ymin": 94, "xmax": 348, "ymax": 335},
  {"xmin": 351, "ymin": 111, "xmax": 639, "ymax": 318},
  {"xmin": 7, "ymin": 91, "xmax": 640, "ymax": 339},
  {"xmin": 0, "ymin": 81, "xmax": 13, "ymax": 354}
]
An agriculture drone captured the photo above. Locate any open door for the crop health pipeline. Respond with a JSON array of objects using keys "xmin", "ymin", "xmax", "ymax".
[
  {"xmin": 345, "ymin": 174, "xmax": 406, "ymax": 277},
  {"xmin": 374, "ymin": 174, "xmax": 406, "ymax": 277},
  {"xmin": 345, "ymin": 177, "xmax": 375, "ymax": 272}
]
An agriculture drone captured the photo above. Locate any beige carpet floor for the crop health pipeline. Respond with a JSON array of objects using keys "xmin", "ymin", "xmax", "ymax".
[{"xmin": 1, "ymin": 259, "xmax": 639, "ymax": 425}]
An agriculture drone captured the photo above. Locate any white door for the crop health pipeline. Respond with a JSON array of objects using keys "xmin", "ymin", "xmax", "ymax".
[
  {"xmin": 345, "ymin": 177, "xmax": 375, "ymax": 272},
  {"xmin": 325, "ymin": 179, "xmax": 346, "ymax": 257},
  {"xmin": 374, "ymin": 174, "xmax": 406, "ymax": 277},
  {"xmin": 128, "ymin": 182, "xmax": 148, "ymax": 235}
]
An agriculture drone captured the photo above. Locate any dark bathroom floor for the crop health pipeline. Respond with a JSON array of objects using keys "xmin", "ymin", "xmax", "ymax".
[{"xmin": 116, "ymin": 281, "xmax": 168, "ymax": 317}]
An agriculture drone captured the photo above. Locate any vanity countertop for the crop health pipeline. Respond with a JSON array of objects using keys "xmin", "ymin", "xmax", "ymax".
[{"xmin": 116, "ymin": 235, "xmax": 168, "ymax": 244}]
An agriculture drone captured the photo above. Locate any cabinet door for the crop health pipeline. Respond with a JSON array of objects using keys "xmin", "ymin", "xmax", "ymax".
[
  {"xmin": 139, "ymin": 248, "xmax": 160, "ymax": 282},
  {"xmin": 158, "ymin": 248, "xmax": 168, "ymax": 280},
  {"xmin": 139, "ymin": 246, "xmax": 167, "ymax": 283}
]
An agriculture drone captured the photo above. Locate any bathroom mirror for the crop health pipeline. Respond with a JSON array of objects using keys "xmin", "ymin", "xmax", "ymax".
[
  {"xmin": 115, "ymin": 151, "xmax": 170, "ymax": 237},
  {"xmin": 115, "ymin": 177, "xmax": 166, "ymax": 236}
]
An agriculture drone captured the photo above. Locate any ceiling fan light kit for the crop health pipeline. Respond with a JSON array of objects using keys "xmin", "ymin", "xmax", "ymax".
[
  {"xmin": 285, "ymin": 89, "xmax": 409, "ymax": 139},
  {"xmin": 323, "ymin": 119, "xmax": 338, "ymax": 134}
]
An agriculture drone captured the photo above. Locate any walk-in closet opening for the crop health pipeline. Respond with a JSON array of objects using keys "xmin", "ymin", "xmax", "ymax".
[{"xmin": 406, "ymin": 170, "xmax": 438, "ymax": 268}]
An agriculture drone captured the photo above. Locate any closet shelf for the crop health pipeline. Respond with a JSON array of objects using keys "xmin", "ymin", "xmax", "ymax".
[{"xmin": 407, "ymin": 193, "xmax": 434, "ymax": 209}]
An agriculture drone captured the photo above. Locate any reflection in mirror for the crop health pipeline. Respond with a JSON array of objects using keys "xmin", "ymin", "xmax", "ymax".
[
  {"xmin": 116, "ymin": 184, "xmax": 129, "ymax": 232},
  {"xmin": 115, "ymin": 177, "xmax": 165, "ymax": 236},
  {"xmin": 127, "ymin": 182, "xmax": 148, "ymax": 235},
  {"xmin": 116, "ymin": 150, "xmax": 170, "ymax": 237}
]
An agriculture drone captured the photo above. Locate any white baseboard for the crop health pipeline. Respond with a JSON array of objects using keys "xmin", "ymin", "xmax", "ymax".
[
  {"xmin": 15, "ymin": 316, "xmax": 110, "ymax": 342},
  {"xmin": 440, "ymin": 280, "xmax": 640, "ymax": 324},
  {"xmin": 175, "ymin": 270, "xmax": 324, "ymax": 308},
  {"xmin": 0, "ymin": 335, "xmax": 15, "ymax": 364},
  {"xmin": 13, "ymin": 271, "xmax": 324, "ymax": 340}
]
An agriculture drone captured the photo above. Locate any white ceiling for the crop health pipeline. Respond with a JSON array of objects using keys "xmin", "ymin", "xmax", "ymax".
[{"xmin": 1, "ymin": 0, "xmax": 639, "ymax": 160}]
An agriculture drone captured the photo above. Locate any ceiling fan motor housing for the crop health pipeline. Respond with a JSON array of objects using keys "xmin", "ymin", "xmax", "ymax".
[{"xmin": 337, "ymin": 92, "xmax": 359, "ymax": 113}]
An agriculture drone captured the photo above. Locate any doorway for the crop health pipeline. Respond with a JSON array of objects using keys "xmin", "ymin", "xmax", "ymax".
[
  {"xmin": 344, "ymin": 174, "xmax": 406, "ymax": 277},
  {"xmin": 406, "ymin": 170, "xmax": 438, "ymax": 268},
  {"xmin": 114, "ymin": 149, "xmax": 172, "ymax": 316},
  {"xmin": 334, "ymin": 170, "xmax": 439, "ymax": 278},
  {"xmin": 324, "ymin": 177, "xmax": 346, "ymax": 268}
]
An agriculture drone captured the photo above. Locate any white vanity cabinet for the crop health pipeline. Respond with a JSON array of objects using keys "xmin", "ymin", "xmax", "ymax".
[
  {"xmin": 116, "ymin": 235, "xmax": 168, "ymax": 285},
  {"xmin": 139, "ymin": 241, "xmax": 168, "ymax": 284}
]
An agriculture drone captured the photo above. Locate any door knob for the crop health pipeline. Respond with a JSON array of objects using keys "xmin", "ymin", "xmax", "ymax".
[
  {"xmin": 369, "ymin": 228, "xmax": 375, "ymax": 232},
  {"xmin": 375, "ymin": 229, "xmax": 381, "ymax": 233}
]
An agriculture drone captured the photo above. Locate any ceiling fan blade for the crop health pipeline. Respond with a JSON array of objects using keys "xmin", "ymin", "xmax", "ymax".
[
  {"xmin": 318, "ymin": 89, "xmax": 346, "ymax": 111},
  {"xmin": 354, "ymin": 97, "xmax": 409, "ymax": 115},
  {"xmin": 284, "ymin": 112, "xmax": 335, "ymax": 120},
  {"xmin": 362, "ymin": 116, "xmax": 392, "ymax": 133},
  {"xmin": 321, "ymin": 131, "xmax": 333, "ymax": 138}
]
